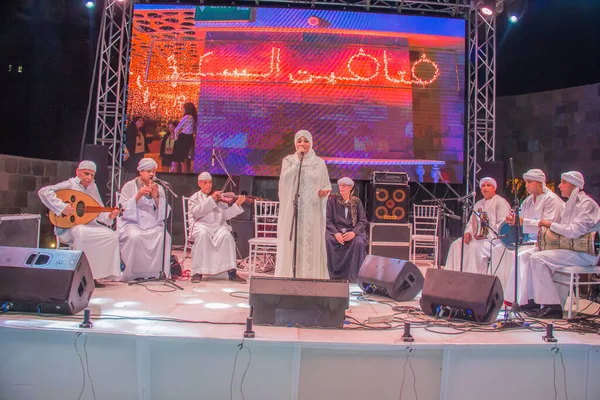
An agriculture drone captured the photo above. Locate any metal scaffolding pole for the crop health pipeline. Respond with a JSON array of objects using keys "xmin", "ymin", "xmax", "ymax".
[{"xmin": 94, "ymin": 0, "xmax": 133, "ymax": 206}]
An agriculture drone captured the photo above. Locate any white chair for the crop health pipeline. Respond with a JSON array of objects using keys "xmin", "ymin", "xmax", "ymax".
[
  {"xmin": 411, "ymin": 204, "xmax": 440, "ymax": 268},
  {"xmin": 248, "ymin": 201, "xmax": 279, "ymax": 276},
  {"xmin": 552, "ymin": 263, "xmax": 600, "ymax": 319},
  {"xmin": 182, "ymin": 196, "xmax": 193, "ymax": 261}
]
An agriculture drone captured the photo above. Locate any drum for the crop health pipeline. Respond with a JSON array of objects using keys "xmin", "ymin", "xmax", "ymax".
[
  {"xmin": 498, "ymin": 222, "xmax": 523, "ymax": 250},
  {"xmin": 537, "ymin": 227, "xmax": 600, "ymax": 257}
]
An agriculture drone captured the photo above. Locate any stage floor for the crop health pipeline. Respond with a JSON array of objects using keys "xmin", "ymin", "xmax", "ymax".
[{"xmin": 2, "ymin": 256, "xmax": 600, "ymax": 400}]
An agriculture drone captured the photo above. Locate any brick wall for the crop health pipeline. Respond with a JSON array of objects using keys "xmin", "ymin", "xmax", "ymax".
[{"xmin": 496, "ymin": 83, "xmax": 600, "ymax": 201}]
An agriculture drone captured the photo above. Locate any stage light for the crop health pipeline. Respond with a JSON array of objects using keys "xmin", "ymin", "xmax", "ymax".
[
  {"xmin": 509, "ymin": 14, "xmax": 518, "ymax": 23},
  {"xmin": 478, "ymin": 0, "xmax": 495, "ymax": 16},
  {"xmin": 506, "ymin": 0, "xmax": 527, "ymax": 24},
  {"xmin": 84, "ymin": 1, "xmax": 95, "ymax": 9}
]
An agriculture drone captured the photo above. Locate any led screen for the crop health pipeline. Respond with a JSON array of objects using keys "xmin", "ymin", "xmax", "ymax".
[{"xmin": 128, "ymin": 5, "xmax": 465, "ymax": 182}]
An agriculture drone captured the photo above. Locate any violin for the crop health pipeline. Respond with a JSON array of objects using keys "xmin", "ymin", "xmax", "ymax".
[{"xmin": 214, "ymin": 192, "xmax": 267, "ymax": 204}]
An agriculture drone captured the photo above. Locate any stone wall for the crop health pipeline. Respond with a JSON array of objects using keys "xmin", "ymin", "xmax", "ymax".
[
  {"xmin": 0, "ymin": 155, "xmax": 79, "ymax": 247},
  {"xmin": 496, "ymin": 83, "xmax": 600, "ymax": 201}
]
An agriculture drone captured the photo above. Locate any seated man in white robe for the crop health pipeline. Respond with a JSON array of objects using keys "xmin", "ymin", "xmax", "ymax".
[
  {"xmin": 118, "ymin": 158, "xmax": 172, "ymax": 281},
  {"xmin": 491, "ymin": 169, "xmax": 564, "ymax": 305},
  {"xmin": 520, "ymin": 171, "xmax": 600, "ymax": 319},
  {"xmin": 444, "ymin": 177, "xmax": 511, "ymax": 274},
  {"xmin": 38, "ymin": 160, "xmax": 121, "ymax": 287},
  {"xmin": 189, "ymin": 172, "xmax": 247, "ymax": 283}
]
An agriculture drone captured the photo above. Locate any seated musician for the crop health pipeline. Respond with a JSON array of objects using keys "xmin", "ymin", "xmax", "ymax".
[
  {"xmin": 491, "ymin": 169, "xmax": 564, "ymax": 303},
  {"xmin": 519, "ymin": 171, "xmax": 600, "ymax": 319},
  {"xmin": 188, "ymin": 172, "xmax": 246, "ymax": 283},
  {"xmin": 118, "ymin": 158, "xmax": 172, "ymax": 281},
  {"xmin": 325, "ymin": 177, "xmax": 368, "ymax": 282},
  {"xmin": 444, "ymin": 177, "xmax": 511, "ymax": 274},
  {"xmin": 38, "ymin": 161, "xmax": 121, "ymax": 287}
]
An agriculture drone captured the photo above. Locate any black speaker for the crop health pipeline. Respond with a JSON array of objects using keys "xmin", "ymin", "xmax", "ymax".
[
  {"xmin": 419, "ymin": 268, "xmax": 503, "ymax": 323},
  {"xmin": 357, "ymin": 255, "xmax": 424, "ymax": 301},
  {"xmin": 480, "ymin": 161, "xmax": 506, "ymax": 198},
  {"xmin": 249, "ymin": 276, "xmax": 349, "ymax": 328},
  {"xmin": 0, "ymin": 246, "xmax": 94, "ymax": 314},
  {"xmin": 230, "ymin": 219, "xmax": 254, "ymax": 259},
  {"xmin": 83, "ymin": 144, "xmax": 110, "ymax": 204},
  {"xmin": 367, "ymin": 184, "xmax": 410, "ymax": 223}
]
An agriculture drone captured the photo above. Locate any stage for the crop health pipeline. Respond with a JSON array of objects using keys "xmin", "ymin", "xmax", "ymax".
[{"xmin": 1, "ymin": 258, "xmax": 600, "ymax": 400}]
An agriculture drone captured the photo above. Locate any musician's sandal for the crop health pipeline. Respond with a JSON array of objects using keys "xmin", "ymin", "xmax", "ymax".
[
  {"xmin": 519, "ymin": 299, "xmax": 540, "ymax": 310},
  {"xmin": 94, "ymin": 280, "xmax": 105, "ymax": 288},
  {"xmin": 191, "ymin": 273, "xmax": 203, "ymax": 283}
]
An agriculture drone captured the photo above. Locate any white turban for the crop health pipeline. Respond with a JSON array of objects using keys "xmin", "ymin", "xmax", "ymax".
[
  {"xmin": 337, "ymin": 177, "xmax": 354, "ymax": 186},
  {"xmin": 137, "ymin": 158, "xmax": 158, "ymax": 171},
  {"xmin": 198, "ymin": 172, "xmax": 212, "ymax": 181},
  {"xmin": 561, "ymin": 171, "xmax": 585, "ymax": 189},
  {"xmin": 77, "ymin": 160, "xmax": 97, "ymax": 172},
  {"xmin": 479, "ymin": 177, "xmax": 497, "ymax": 189},
  {"xmin": 523, "ymin": 169, "xmax": 546, "ymax": 183}
]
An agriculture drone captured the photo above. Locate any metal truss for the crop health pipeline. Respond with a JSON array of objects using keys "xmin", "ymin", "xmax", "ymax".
[
  {"xmin": 94, "ymin": 0, "xmax": 496, "ymax": 201},
  {"xmin": 94, "ymin": 0, "xmax": 134, "ymax": 206},
  {"xmin": 466, "ymin": 6, "xmax": 497, "ymax": 202}
]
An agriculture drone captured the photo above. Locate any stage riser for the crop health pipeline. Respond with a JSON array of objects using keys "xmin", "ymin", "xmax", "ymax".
[{"xmin": 0, "ymin": 327, "xmax": 598, "ymax": 400}]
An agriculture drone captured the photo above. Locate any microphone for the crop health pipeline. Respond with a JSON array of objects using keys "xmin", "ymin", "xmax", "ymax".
[
  {"xmin": 211, "ymin": 148, "xmax": 215, "ymax": 167},
  {"xmin": 300, "ymin": 151, "xmax": 305, "ymax": 159}
]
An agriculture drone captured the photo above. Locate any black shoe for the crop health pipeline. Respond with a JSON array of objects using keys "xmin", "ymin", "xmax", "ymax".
[
  {"xmin": 191, "ymin": 273, "xmax": 203, "ymax": 283},
  {"xmin": 519, "ymin": 299, "xmax": 540, "ymax": 311},
  {"xmin": 228, "ymin": 270, "xmax": 247, "ymax": 284},
  {"xmin": 527, "ymin": 305, "xmax": 563, "ymax": 319},
  {"xmin": 94, "ymin": 280, "xmax": 105, "ymax": 288}
]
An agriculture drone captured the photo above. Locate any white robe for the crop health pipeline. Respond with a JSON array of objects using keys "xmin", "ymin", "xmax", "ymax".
[
  {"xmin": 188, "ymin": 191, "xmax": 243, "ymax": 276},
  {"xmin": 492, "ymin": 190, "xmax": 564, "ymax": 301},
  {"xmin": 118, "ymin": 179, "xmax": 172, "ymax": 281},
  {"xmin": 37, "ymin": 177, "xmax": 121, "ymax": 281},
  {"xmin": 444, "ymin": 194, "xmax": 511, "ymax": 274},
  {"xmin": 275, "ymin": 152, "xmax": 332, "ymax": 279},
  {"xmin": 521, "ymin": 190, "xmax": 600, "ymax": 306}
]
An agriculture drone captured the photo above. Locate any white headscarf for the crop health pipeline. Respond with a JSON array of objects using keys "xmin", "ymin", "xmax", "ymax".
[
  {"xmin": 561, "ymin": 171, "xmax": 584, "ymax": 189},
  {"xmin": 337, "ymin": 177, "xmax": 354, "ymax": 186},
  {"xmin": 479, "ymin": 177, "xmax": 497, "ymax": 189},
  {"xmin": 137, "ymin": 158, "xmax": 158, "ymax": 171},
  {"xmin": 523, "ymin": 169, "xmax": 548, "ymax": 192},
  {"xmin": 560, "ymin": 171, "xmax": 585, "ymax": 224},
  {"xmin": 292, "ymin": 130, "xmax": 319, "ymax": 166},
  {"xmin": 198, "ymin": 172, "xmax": 212, "ymax": 181},
  {"xmin": 77, "ymin": 160, "xmax": 97, "ymax": 172}
]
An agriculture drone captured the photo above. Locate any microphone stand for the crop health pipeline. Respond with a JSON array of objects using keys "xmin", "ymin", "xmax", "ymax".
[
  {"xmin": 289, "ymin": 152, "xmax": 304, "ymax": 279},
  {"xmin": 213, "ymin": 147, "xmax": 237, "ymax": 193},
  {"xmin": 434, "ymin": 171, "xmax": 476, "ymax": 272},
  {"xmin": 129, "ymin": 178, "xmax": 183, "ymax": 290},
  {"xmin": 509, "ymin": 158, "xmax": 521, "ymax": 315}
]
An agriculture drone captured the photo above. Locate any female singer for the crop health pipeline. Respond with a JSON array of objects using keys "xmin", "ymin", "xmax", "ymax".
[
  {"xmin": 172, "ymin": 102, "xmax": 197, "ymax": 173},
  {"xmin": 275, "ymin": 130, "xmax": 331, "ymax": 279}
]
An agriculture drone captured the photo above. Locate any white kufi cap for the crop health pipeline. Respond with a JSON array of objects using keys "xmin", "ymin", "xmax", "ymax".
[
  {"xmin": 337, "ymin": 177, "xmax": 354, "ymax": 186},
  {"xmin": 198, "ymin": 172, "xmax": 212, "ymax": 181},
  {"xmin": 77, "ymin": 160, "xmax": 97, "ymax": 172}
]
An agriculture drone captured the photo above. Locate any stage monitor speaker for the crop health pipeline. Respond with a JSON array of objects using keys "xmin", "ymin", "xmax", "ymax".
[
  {"xmin": 479, "ymin": 161, "xmax": 506, "ymax": 198},
  {"xmin": 367, "ymin": 184, "xmax": 409, "ymax": 223},
  {"xmin": 0, "ymin": 246, "xmax": 94, "ymax": 315},
  {"xmin": 249, "ymin": 276, "xmax": 349, "ymax": 328},
  {"xmin": 419, "ymin": 268, "xmax": 503, "ymax": 323},
  {"xmin": 357, "ymin": 255, "xmax": 424, "ymax": 302}
]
